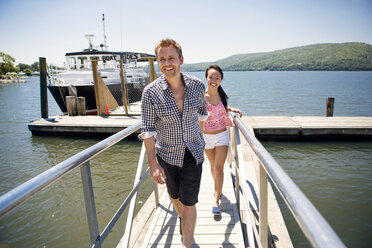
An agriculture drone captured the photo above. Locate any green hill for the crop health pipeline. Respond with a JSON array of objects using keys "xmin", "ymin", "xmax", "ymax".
[{"xmin": 182, "ymin": 42, "xmax": 372, "ymax": 71}]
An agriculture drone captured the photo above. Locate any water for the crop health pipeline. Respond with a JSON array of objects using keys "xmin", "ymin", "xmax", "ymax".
[
  {"xmin": 263, "ymin": 142, "xmax": 372, "ymax": 248},
  {"xmin": 1, "ymin": 72, "xmax": 372, "ymax": 247},
  {"xmin": 189, "ymin": 71, "xmax": 372, "ymax": 117}
]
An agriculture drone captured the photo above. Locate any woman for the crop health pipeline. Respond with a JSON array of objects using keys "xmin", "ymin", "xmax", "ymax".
[{"xmin": 202, "ymin": 64, "xmax": 242, "ymax": 215}]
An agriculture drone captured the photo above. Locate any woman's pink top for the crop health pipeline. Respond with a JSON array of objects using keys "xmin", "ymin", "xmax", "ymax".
[{"xmin": 204, "ymin": 98, "xmax": 233, "ymax": 132}]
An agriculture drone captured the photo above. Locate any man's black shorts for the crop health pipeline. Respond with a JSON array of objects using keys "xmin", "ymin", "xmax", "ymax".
[{"xmin": 156, "ymin": 148, "xmax": 203, "ymax": 206}]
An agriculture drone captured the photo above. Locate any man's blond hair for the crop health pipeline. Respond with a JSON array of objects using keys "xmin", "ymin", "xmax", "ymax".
[{"xmin": 154, "ymin": 38, "xmax": 183, "ymax": 58}]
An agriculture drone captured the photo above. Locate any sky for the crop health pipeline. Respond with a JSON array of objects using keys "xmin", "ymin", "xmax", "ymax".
[{"xmin": 0, "ymin": 0, "xmax": 371, "ymax": 66}]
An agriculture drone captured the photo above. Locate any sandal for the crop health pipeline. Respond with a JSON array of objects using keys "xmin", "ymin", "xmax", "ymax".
[{"xmin": 212, "ymin": 206, "xmax": 221, "ymax": 216}]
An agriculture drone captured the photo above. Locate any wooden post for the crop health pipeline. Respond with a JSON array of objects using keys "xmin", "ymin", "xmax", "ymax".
[
  {"xmin": 326, "ymin": 97, "xmax": 335, "ymax": 117},
  {"xmin": 92, "ymin": 61, "xmax": 103, "ymax": 115},
  {"xmin": 119, "ymin": 58, "xmax": 129, "ymax": 115},
  {"xmin": 66, "ymin": 96, "xmax": 77, "ymax": 116},
  {"xmin": 148, "ymin": 58, "xmax": 157, "ymax": 83},
  {"xmin": 39, "ymin": 57, "xmax": 48, "ymax": 118},
  {"xmin": 77, "ymin": 97, "xmax": 86, "ymax": 116},
  {"xmin": 259, "ymin": 163, "xmax": 268, "ymax": 248}
]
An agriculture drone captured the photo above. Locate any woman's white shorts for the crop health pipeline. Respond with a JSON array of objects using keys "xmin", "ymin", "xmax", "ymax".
[{"xmin": 203, "ymin": 130, "xmax": 230, "ymax": 149}]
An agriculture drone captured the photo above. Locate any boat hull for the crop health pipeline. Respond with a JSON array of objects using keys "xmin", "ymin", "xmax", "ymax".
[{"xmin": 48, "ymin": 83, "xmax": 143, "ymax": 113}]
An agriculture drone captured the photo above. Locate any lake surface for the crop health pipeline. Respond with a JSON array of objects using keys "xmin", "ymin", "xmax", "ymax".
[{"xmin": 0, "ymin": 71, "xmax": 371, "ymax": 247}]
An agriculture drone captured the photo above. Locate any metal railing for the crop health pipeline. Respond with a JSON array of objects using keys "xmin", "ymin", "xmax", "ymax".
[
  {"xmin": 228, "ymin": 113, "xmax": 346, "ymax": 248},
  {"xmin": 0, "ymin": 121, "xmax": 158, "ymax": 248}
]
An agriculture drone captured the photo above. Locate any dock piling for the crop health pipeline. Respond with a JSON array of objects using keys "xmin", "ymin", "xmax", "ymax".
[
  {"xmin": 39, "ymin": 57, "xmax": 48, "ymax": 118},
  {"xmin": 77, "ymin": 97, "xmax": 86, "ymax": 116},
  {"xmin": 326, "ymin": 97, "xmax": 335, "ymax": 117},
  {"xmin": 92, "ymin": 61, "xmax": 103, "ymax": 115},
  {"xmin": 66, "ymin": 96, "xmax": 86, "ymax": 116},
  {"xmin": 66, "ymin": 96, "xmax": 78, "ymax": 116},
  {"xmin": 148, "ymin": 58, "xmax": 157, "ymax": 83},
  {"xmin": 119, "ymin": 58, "xmax": 129, "ymax": 115}
]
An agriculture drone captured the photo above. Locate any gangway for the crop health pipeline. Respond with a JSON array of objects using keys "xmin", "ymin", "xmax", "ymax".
[{"xmin": 0, "ymin": 115, "xmax": 346, "ymax": 248}]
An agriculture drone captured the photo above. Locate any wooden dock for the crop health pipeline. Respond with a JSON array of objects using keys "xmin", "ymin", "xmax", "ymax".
[
  {"xmin": 28, "ymin": 104, "xmax": 141, "ymax": 137},
  {"xmin": 29, "ymin": 114, "xmax": 372, "ymax": 140},
  {"xmin": 247, "ymin": 116, "xmax": 372, "ymax": 141}
]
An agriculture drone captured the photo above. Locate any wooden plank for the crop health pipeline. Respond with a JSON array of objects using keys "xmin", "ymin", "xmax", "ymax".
[
  {"xmin": 155, "ymin": 216, "xmax": 235, "ymax": 226},
  {"xmin": 146, "ymin": 245, "xmax": 238, "ymax": 248},
  {"xmin": 147, "ymin": 234, "xmax": 241, "ymax": 246},
  {"xmin": 152, "ymin": 224, "xmax": 240, "ymax": 235},
  {"xmin": 158, "ymin": 209, "xmax": 234, "ymax": 218}
]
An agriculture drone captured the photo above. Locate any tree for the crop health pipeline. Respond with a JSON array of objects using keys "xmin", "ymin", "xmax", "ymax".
[
  {"xmin": 17, "ymin": 63, "xmax": 31, "ymax": 72},
  {"xmin": 24, "ymin": 68, "xmax": 33, "ymax": 76},
  {"xmin": 31, "ymin": 62, "xmax": 39, "ymax": 72},
  {"xmin": 0, "ymin": 52, "xmax": 16, "ymax": 74}
]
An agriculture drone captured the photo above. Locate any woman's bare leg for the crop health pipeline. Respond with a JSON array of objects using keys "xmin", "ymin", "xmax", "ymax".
[{"xmin": 205, "ymin": 146, "xmax": 228, "ymax": 208}]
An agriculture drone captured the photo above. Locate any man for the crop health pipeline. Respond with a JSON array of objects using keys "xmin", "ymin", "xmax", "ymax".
[{"xmin": 139, "ymin": 38, "xmax": 207, "ymax": 247}]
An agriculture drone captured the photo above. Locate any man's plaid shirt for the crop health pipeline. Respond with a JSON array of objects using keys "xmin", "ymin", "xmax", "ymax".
[{"xmin": 139, "ymin": 73, "xmax": 208, "ymax": 167}]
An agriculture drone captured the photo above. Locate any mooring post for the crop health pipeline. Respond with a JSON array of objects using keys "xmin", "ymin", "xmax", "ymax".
[
  {"xmin": 92, "ymin": 60, "xmax": 103, "ymax": 115},
  {"xmin": 77, "ymin": 97, "xmax": 87, "ymax": 116},
  {"xmin": 39, "ymin": 57, "xmax": 48, "ymax": 118},
  {"xmin": 66, "ymin": 96, "xmax": 77, "ymax": 116},
  {"xmin": 119, "ymin": 58, "xmax": 129, "ymax": 115},
  {"xmin": 326, "ymin": 97, "xmax": 335, "ymax": 117},
  {"xmin": 148, "ymin": 58, "xmax": 157, "ymax": 83}
]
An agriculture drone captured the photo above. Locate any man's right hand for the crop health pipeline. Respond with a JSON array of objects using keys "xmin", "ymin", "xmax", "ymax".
[{"xmin": 150, "ymin": 162, "xmax": 166, "ymax": 184}]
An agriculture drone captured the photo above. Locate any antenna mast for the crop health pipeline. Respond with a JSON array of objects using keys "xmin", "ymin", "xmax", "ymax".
[{"xmin": 102, "ymin": 13, "xmax": 108, "ymax": 50}]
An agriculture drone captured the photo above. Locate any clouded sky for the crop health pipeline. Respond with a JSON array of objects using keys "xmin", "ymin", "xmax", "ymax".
[{"xmin": 0, "ymin": 0, "xmax": 371, "ymax": 65}]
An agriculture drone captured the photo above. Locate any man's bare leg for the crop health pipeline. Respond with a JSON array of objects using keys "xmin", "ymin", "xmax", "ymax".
[
  {"xmin": 182, "ymin": 204, "xmax": 196, "ymax": 247},
  {"xmin": 169, "ymin": 197, "xmax": 197, "ymax": 247}
]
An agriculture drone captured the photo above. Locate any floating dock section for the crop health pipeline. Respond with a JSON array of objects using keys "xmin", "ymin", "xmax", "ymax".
[{"xmin": 29, "ymin": 114, "xmax": 372, "ymax": 140}]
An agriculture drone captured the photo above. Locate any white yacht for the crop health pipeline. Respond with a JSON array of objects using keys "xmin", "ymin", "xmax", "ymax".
[{"xmin": 48, "ymin": 16, "xmax": 155, "ymax": 113}]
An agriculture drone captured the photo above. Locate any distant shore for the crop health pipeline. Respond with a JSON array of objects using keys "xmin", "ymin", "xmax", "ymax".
[{"xmin": 0, "ymin": 76, "xmax": 29, "ymax": 84}]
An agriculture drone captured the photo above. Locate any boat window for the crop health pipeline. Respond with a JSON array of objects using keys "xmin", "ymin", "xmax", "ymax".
[
  {"xmin": 67, "ymin": 57, "xmax": 77, "ymax": 69},
  {"xmin": 78, "ymin": 57, "xmax": 88, "ymax": 68}
]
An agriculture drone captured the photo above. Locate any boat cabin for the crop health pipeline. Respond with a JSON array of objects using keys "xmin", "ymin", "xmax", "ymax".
[{"xmin": 64, "ymin": 51, "xmax": 155, "ymax": 71}]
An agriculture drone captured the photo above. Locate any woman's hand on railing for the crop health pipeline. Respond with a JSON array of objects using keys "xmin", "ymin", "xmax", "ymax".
[{"xmin": 230, "ymin": 111, "xmax": 242, "ymax": 118}]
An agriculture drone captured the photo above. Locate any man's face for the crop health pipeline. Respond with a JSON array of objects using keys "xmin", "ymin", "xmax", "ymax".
[{"xmin": 157, "ymin": 45, "xmax": 183, "ymax": 78}]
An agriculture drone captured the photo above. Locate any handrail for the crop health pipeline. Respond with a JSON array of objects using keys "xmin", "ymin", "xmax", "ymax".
[
  {"xmin": 0, "ymin": 121, "xmax": 142, "ymax": 218},
  {"xmin": 231, "ymin": 114, "xmax": 346, "ymax": 248}
]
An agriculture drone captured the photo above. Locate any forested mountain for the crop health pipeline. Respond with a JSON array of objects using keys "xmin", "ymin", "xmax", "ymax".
[{"xmin": 182, "ymin": 42, "xmax": 372, "ymax": 71}]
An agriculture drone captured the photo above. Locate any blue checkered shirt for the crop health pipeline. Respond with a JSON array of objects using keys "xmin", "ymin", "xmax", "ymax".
[{"xmin": 139, "ymin": 73, "xmax": 208, "ymax": 167}]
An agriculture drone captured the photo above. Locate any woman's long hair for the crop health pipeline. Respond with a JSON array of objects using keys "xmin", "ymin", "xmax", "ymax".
[{"xmin": 205, "ymin": 64, "xmax": 229, "ymax": 111}]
